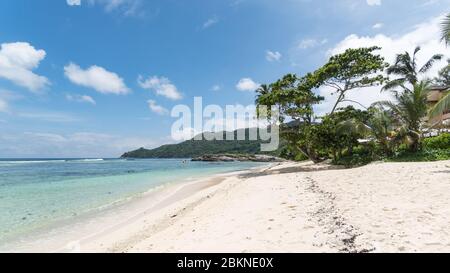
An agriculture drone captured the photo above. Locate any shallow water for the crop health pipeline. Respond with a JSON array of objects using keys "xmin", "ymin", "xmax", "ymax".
[{"xmin": 0, "ymin": 158, "xmax": 265, "ymax": 249}]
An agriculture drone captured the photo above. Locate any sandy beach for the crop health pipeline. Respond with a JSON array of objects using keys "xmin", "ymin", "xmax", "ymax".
[{"xmin": 56, "ymin": 160, "xmax": 449, "ymax": 253}]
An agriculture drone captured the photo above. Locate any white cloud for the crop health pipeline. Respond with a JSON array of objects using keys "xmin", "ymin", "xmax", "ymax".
[
  {"xmin": 66, "ymin": 94, "xmax": 96, "ymax": 105},
  {"xmin": 202, "ymin": 15, "xmax": 219, "ymax": 29},
  {"xmin": 147, "ymin": 100, "xmax": 168, "ymax": 115},
  {"xmin": 67, "ymin": 0, "xmax": 81, "ymax": 6},
  {"xmin": 211, "ymin": 84, "xmax": 221, "ymax": 91},
  {"xmin": 138, "ymin": 75, "xmax": 182, "ymax": 100},
  {"xmin": 0, "ymin": 42, "xmax": 49, "ymax": 92},
  {"xmin": 266, "ymin": 50, "xmax": 282, "ymax": 62},
  {"xmin": 0, "ymin": 89, "xmax": 24, "ymax": 113},
  {"xmin": 64, "ymin": 63, "xmax": 130, "ymax": 95},
  {"xmin": 68, "ymin": 0, "xmax": 143, "ymax": 16},
  {"xmin": 0, "ymin": 99, "xmax": 8, "ymax": 113},
  {"xmin": 298, "ymin": 38, "xmax": 328, "ymax": 49},
  {"xmin": 372, "ymin": 23, "xmax": 384, "ymax": 29},
  {"xmin": 236, "ymin": 78, "xmax": 260, "ymax": 92},
  {"xmin": 366, "ymin": 0, "xmax": 381, "ymax": 6},
  {"xmin": 17, "ymin": 111, "xmax": 81, "ymax": 123},
  {"xmin": 318, "ymin": 15, "xmax": 449, "ymax": 115}
]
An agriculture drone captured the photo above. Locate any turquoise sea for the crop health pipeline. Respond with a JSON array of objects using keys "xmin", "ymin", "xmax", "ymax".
[{"xmin": 0, "ymin": 158, "xmax": 265, "ymax": 249}]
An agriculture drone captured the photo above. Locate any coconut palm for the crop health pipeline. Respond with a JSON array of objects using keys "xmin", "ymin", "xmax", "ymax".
[
  {"xmin": 434, "ymin": 59, "xmax": 450, "ymax": 86},
  {"xmin": 383, "ymin": 47, "xmax": 443, "ymax": 91},
  {"xmin": 338, "ymin": 108, "xmax": 398, "ymax": 156},
  {"xmin": 429, "ymin": 91, "xmax": 450, "ymax": 119},
  {"xmin": 377, "ymin": 81, "xmax": 432, "ymax": 151},
  {"xmin": 442, "ymin": 13, "xmax": 450, "ymax": 45}
]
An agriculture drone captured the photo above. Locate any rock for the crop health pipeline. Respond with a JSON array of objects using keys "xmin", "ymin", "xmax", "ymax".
[{"xmin": 191, "ymin": 154, "xmax": 285, "ymax": 162}]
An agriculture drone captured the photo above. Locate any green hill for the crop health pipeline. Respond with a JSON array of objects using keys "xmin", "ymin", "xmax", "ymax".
[{"xmin": 121, "ymin": 129, "xmax": 276, "ymax": 158}]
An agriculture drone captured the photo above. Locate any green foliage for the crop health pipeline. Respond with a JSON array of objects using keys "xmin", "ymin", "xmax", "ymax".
[
  {"xmin": 389, "ymin": 148, "xmax": 450, "ymax": 162},
  {"xmin": 308, "ymin": 46, "xmax": 388, "ymax": 113},
  {"xmin": 255, "ymin": 74, "xmax": 324, "ymax": 162},
  {"xmin": 376, "ymin": 81, "xmax": 432, "ymax": 152},
  {"xmin": 434, "ymin": 59, "xmax": 450, "ymax": 87},
  {"xmin": 121, "ymin": 128, "xmax": 282, "ymax": 158},
  {"xmin": 123, "ymin": 40, "xmax": 450, "ymax": 166},
  {"xmin": 314, "ymin": 106, "xmax": 370, "ymax": 162},
  {"xmin": 429, "ymin": 90, "xmax": 450, "ymax": 119},
  {"xmin": 422, "ymin": 133, "xmax": 450, "ymax": 150},
  {"xmin": 333, "ymin": 145, "xmax": 375, "ymax": 167},
  {"xmin": 442, "ymin": 13, "xmax": 450, "ymax": 45},
  {"xmin": 384, "ymin": 46, "xmax": 443, "ymax": 91}
]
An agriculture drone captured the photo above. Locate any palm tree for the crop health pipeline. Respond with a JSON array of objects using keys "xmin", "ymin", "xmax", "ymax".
[
  {"xmin": 434, "ymin": 59, "xmax": 450, "ymax": 86},
  {"xmin": 442, "ymin": 13, "xmax": 450, "ymax": 45},
  {"xmin": 338, "ymin": 108, "xmax": 398, "ymax": 156},
  {"xmin": 429, "ymin": 91, "xmax": 450, "ymax": 119},
  {"xmin": 377, "ymin": 81, "xmax": 432, "ymax": 152},
  {"xmin": 383, "ymin": 47, "xmax": 443, "ymax": 91}
]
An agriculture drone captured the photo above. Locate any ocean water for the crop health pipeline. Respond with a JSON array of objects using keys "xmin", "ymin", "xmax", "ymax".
[{"xmin": 0, "ymin": 158, "xmax": 265, "ymax": 249}]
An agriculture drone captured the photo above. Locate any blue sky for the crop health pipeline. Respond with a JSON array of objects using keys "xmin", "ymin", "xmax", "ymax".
[{"xmin": 0, "ymin": 0, "xmax": 449, "ymax": 158}]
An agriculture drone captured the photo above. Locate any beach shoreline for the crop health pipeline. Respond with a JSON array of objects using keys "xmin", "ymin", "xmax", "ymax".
[
  {"xmin": 4, "ymin": 160, "xmax": 450, "ymax": 253},
  {"xmin": 0, "ymin": 162, "xmax": 275, "ymax": 253}
]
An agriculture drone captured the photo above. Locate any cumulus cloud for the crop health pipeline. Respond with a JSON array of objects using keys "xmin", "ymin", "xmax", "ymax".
[
  {"xmin": 64, "ymin": 63, "xmax": 130, "ymax": 95},
  {"xmin": 0, "ymin": 42, "xmax": 50, "ymax": 92},
  {"xmin": 266, "ymin": 50, "xmax": 282, "ymax": 62},
  {"xmin": 66, "ymin": 94, "xmax": 96, "ymax": 105},
  {"xmin": 66, "ymin": 0, "xmax": 81, "ymax": 6},
  {"xmin": 366, "ymin": 0, "xmax": 381, "ymax": 6},
  {"xmin": 236, "ymin": 78, "xmax": 260, "ymax": 92},
  {"xmin": 138, "ymin": 75, "xmax": 182, "ymax": 100},
  {"xmin": 147, "ymin": 100, "xmax": 168, "ymax": 115},
  {"xmin": 317, "ymin": 15, "xmax": 449, "ymax": 115}
]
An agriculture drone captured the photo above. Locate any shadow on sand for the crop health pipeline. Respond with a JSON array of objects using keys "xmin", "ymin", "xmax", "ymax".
[{"xmin": 238, "ymin": 161, "xmax": 348, "ymax": 179}]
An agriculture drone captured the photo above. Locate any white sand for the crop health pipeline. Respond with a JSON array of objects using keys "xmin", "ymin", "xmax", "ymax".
[{"xmin": 72, "ymin": 160, "xmax": 450, "ymax": 253}]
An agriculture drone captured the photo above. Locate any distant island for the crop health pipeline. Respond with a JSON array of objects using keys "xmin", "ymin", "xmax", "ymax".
[{"xmin": 121, "ymin": 128, "xmax": 283, "ymax": 159}]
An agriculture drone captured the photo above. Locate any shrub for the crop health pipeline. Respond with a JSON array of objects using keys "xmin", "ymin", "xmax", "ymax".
[
  {"xmin": 389, "ymin": 148, "xmax": 450, "ymax": 162},
  {"xmin": 423, "ymin": 133, "xmax": 450, "ymax": 150}
]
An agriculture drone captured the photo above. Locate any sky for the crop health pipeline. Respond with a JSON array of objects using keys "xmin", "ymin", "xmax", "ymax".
[{"xmin": 0, "ymin": 0, "xmax": 449, "ymax": 158}]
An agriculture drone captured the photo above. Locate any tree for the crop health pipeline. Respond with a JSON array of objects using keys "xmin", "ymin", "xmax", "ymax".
[
  {"xmin": 255, "ymin": 74, "xmax": 324, "ymax": 162},
  {"xmin": 434, "ymin": 59, "xmax": 450, "ymax": 87},
  {"xmin": 429, "ymin": 91, "xmax": 450, "ymax": 119},
  {"xmin": 442, "ymin": 13, "xmax": 450, "ymax": 45},
  {"xmin": 317, "ymin": 106, "xmax": 370, "ymax": 162},
  {"xmin": 377, "ymin": 81, "xmax": 432, "ymax": 152},
  {"xmin": 308, "ymin": 46, "xmax": 387, "ymax": 114},
  {"xmin": 429, "ymin": 60, "xmax": 450, "ymax": 121},
  {"xmin": 338, "ymin": 107, "xmax": 398, "ymax": 157},
  {"xmin": 384, "ymin": 46, "xmax": 443, "ymax": 91}
]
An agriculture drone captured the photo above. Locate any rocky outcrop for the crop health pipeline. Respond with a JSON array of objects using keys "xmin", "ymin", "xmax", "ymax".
[{"xmin": 191, "ymin": 154, "xmax": 285, "ymax": 162}]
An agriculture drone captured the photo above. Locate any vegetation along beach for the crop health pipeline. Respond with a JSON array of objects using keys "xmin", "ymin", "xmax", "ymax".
[{"xmin": 0, "ymin": 1, "xmax": 449, "ymax": 254}]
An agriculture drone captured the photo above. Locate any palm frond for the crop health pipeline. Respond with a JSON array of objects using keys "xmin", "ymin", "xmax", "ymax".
[
  {"xmin": 429, "ymin": 91, "xmax": 450, "ymax": 118},
  {"xmin": 382, "ymin": 78, "xmax": 406, "ymax": 91},
  {"xmin": 441, "ymin": 13, "xmax": 450, "ymax": 45},
  {"xmin": 337, "ymin": 119, "xmax": 372, "ymax": 136},
  {"xmin": 419, "ymin": 54, "xmax": 444, "ymax": 73}
]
